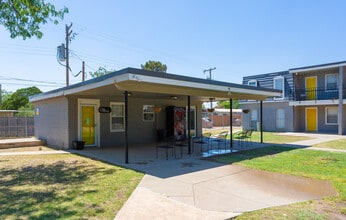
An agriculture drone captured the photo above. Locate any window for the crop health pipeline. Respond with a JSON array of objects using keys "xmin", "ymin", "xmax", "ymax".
[
  {"xmin": 326, "ymin": 107, "xmax": 338, "ymax": 125},
  {"xmin": 248, "ymin": 80, "xmax": 257, "ymax": 87},
  {"xmin": 276, "ymin": 109, "xmax": 285, "ymax": 129},
  {"xmin": 273, "ymin": 76, "xmax": 285, "ymax": 99},
  {"xmin": 250, "ymin": 109, "xmax": 258, "ymax": 129},
  {"xmin": 325, "ymin": 74, "xmax": 338, "ymax": 91},
  {"xmin": 110, "ymin": 102, "xmax": 125, "ymax": 132},
  {"xmin": 143, "ymin": 105, "xmax": 154, "ymax": 121},
  {"xmin": 251, "ymin": 109, "xmax": 257, "ymax": 121}
]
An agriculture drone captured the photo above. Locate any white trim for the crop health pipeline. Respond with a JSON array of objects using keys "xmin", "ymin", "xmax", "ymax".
[
  {"xmin": 305, "ymin": 107, "xmax": 318, "ymax": 132},
  {"xmin": 289, "ymin": 99, "xmax": 346, "ymax": 106},
  {"xmin": 273, "ymin": 76, "xmax": 285, "ymax": 100},
  {"xmin": 77, "ymin": 99, "xmax": 100, "ymax": 147},
  {"xmin": 248, "ymin": 80, "xmax": 258, "ymax": 87},
  {"xmin": 289, "ymin": 62, "xmax": 346, "ymax": 74},
  {"xmin": 110, "ymin": 102, "xmax": 125, "ymax": 132},
  {"xmin": 325, "ymin": 106, "xmax": 338, "ymax": 125}
]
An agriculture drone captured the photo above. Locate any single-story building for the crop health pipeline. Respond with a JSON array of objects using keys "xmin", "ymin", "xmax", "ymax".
[{"xmin": 30, "ymin": 68, "xmax": 280, "ymax": 162}]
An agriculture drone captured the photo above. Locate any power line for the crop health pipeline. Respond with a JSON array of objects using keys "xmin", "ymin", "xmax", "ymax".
[{"xmin": 0, "ymin": 75, "xmax": 64, "ymax": 85}]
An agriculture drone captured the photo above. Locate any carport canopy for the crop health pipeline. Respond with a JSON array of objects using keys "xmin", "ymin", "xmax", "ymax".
[
  {"xmin": 30, "ymin": 68, "xmax": 281, "ymax": 103},
  {"xmin": 30, "ymin": 68, "xmax": 281, "ymax": 163}
]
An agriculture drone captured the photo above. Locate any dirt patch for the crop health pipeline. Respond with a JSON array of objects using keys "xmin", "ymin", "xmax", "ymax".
[{"xmin": 234, "ymin": 164, "xmax": 337, "ymax": 199}]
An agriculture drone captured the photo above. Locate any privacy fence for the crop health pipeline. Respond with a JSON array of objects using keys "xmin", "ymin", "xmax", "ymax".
[{"xmin": 0, "ymin": 117, "xmax": 34, "ymax": 137}]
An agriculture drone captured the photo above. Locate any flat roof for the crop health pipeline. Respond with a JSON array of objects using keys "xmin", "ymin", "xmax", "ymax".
[{"xmin": 30, "ymin": 67, "xmax": 281, "ymax": 102}]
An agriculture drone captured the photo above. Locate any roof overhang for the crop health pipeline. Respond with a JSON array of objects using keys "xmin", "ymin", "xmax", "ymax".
[
  {"xmin": 289, "ymin": 61, "xmax": 346, "ymax": 74},
  {"xmin": 113, "ymin": 73, "xmax": 281, "ymax": 101},
  {"xmin": 30, "ymin": 68, "xmax": 281, "ymax": 103}
]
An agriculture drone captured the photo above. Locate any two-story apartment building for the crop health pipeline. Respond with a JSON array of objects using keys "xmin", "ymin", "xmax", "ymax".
[{"xmin": 241, "ymin": 61, "xmax": 346, "ymax": 135}]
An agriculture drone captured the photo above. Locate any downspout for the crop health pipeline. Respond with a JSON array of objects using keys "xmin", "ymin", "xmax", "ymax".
[
  {"xmin": 338, "ymin": 67, "xmax": 344, "ymax": 135},
  {"xmin": 230, "ymin": 98, "xmax": 233, "ymax": 152},
  {"xmin": 260, "ymin": 100, "xmax": 263, "ymax": 143}
]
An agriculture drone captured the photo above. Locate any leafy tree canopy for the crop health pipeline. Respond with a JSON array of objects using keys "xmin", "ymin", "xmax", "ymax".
[
  {"xmin": 216, "ymin": 100, "xmax": 240, "ymax": 109},
  {"xmin": 17, "ymin": 102, "xmax": 35, "ymax": 116},
  {"xmin": 0, "ymin": 0, "xmax": 68, "ymax": 39},
  {"xmin": 1, "ymin": 86, "xmax": 42, "ymax": 110},
  {"xmin": 89, "ymin": 66, "xmax": 115, "ymax": 78},
  {"xmin": 141, "ymin": 60, "xmax": 167, "ymax": 72}
]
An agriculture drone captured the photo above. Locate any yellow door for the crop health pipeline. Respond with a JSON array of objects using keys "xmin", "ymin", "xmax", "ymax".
[
  {"xmin": 305, "ymin": 77, "xmax": 316, "ymax": 100},
  {"xmin": 306, "ymin": 108, "xmax": 317, "ymax": 132},
  {"xmin": 81, "ymin": 105, "xmax": 95, "ymax": 145}
]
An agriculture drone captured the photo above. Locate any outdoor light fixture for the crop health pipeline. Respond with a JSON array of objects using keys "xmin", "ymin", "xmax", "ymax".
[
  {"xmin": 170, "ymin": 96, "xmax": 178, "ymax": 100},
  {"xmin": 153, "ymin": 106, "xmax": 162, "ymax": 113},
  {"xmin": 207, "ymin": 98, "xmax": 215, "ymax": 112}
]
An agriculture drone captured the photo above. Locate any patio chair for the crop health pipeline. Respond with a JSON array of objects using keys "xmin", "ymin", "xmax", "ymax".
[
  {"xmin": 156, "ymin": 136, "xmax": 176, "ymax": 160},
  {"xmin": 192, "ymin": 132, "xmax": 212, "ymax": 154},
  {"xmin": 245, "ymin": 129, "xmax": 253, "ymax": 145},
  {"xmin": 234, "ymin": 130, "xmax": 248, "ymax": 147},
  {"xmin": 212, "ymin": 131, "xmax": 228, "ymax": 153}
]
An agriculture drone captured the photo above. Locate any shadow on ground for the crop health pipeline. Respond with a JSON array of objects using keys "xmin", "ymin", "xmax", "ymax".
[{"xmin": 0, "ymin": 159, "xmax": 116, "ymax": 219}]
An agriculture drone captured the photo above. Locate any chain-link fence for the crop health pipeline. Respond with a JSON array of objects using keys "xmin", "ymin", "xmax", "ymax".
[{"xmin": 0, "ymin": 117, "xmax": 34, "ymax": 137}]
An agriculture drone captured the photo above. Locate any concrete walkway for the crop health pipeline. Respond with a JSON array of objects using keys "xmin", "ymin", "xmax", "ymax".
[{"xmin": 114, "ymin": 159, "xmax": 336, "ymax": 220}]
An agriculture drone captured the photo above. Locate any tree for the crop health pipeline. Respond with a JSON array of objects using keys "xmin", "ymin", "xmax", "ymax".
[
  {"xmin": 0, "ymin": 89, "xmax": 12, "ymax": 108},
  {"xmin": 89, "ymin": 66, "xmax": 115, "ymax": 78},
  {"xmin": 141, "ymin": 60, "xmax": 167, "ymax": 72},
  {"xmin": 216, "ymin": 100, "xmax": 240, "ymax": 109},
  {"xmin": 1, "ymin": 86, "xmax": 42, "ymax": 110},
  {"xmin": 17, "ymin": 102, "xmax": 35, "ymax": 116},
  {"xmin": 0, "ymin": 0, "xmax": 68, "ymax": 39}
]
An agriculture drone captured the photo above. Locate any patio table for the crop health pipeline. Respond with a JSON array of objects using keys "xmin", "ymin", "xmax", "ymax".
[{"xmin": 156, "ymin": 144, "xmax": 175, "ymax": 160}]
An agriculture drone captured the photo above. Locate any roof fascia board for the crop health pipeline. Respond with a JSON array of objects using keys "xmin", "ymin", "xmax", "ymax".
[
  {"xmin": 115, "ymin": 73, "xmax": 281, "ymax": 97},
  {"xmin": 289, "ymin": 62, "xmax": 346, "ymax": 74},
  {"xmin": 31, "ymin": 77, "xmax": 116, "ymax": 102}
]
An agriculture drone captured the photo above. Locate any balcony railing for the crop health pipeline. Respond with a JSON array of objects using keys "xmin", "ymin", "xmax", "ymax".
[{"xmin": 290, "ymin": 87, "xmax": 346, "ymax": 101}]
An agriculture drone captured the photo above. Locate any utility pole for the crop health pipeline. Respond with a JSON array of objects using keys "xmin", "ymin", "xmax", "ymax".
[
  {"xmin": 65, "ymin": 23, "xmax": 73, "ymax": 86},
  {"xmin": 204, "ymin": 67, "xmax": 216, "ymax": 80},
  {"xmin": 82, "ymin": 61, "xmax": 85, "ymax": 82}
]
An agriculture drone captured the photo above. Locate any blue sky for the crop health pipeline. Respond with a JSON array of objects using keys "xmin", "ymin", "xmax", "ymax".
[{"xmin": 1, "ymin": 0, "xmax": 346, "ymax": 92}]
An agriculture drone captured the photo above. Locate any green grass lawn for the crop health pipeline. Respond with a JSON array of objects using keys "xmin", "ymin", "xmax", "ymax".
[
  {"xmin": 204, "ymin": 129, "xmax": 311, "ymax": 144},
  {"xmin": 243, "ymin": 131, "xmax": 310, "ymax": 144},
  {"xmin": 209, "ymin": 146, "xmax": 346, "ymax": 219},
  {"xmin": 314, "ymin": 138, "xmax": 346, "ymax": 150},
  {"xmin": 0, "ymin": 154, "xmax": 143, "ymax": 219}
]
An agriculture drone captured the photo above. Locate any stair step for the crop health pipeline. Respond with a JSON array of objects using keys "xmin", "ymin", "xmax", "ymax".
[{"xmin": 0, "ymin": 138, "xmax": 46, "ymax": 149}]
